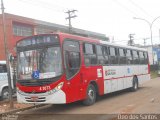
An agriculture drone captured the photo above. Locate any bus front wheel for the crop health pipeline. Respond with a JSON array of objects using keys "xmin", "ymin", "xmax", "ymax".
[
  {"xmin": 1, "ymin": 87, "xmax": 9, "ymax": 100},
  {"xmin": 83, "ymin": 84, "xmax": 96, "ymax": 106}
]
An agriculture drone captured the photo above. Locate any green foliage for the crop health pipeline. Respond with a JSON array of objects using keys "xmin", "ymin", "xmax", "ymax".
[{"xmin": 150, "ymin": 71, "xmax": 159, "ymax": 79}]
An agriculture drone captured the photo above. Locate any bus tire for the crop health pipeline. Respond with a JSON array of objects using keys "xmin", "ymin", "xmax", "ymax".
[
  {"xmin": 130, "ymin": 76, "xmax": 138, "ymax": 92},
  {"xmin": 83, "ymin": 84, "xmax": 96, "ymax": 106},
  {"xmin": 1, "ymin": 87, "xmax": 9, "ymax": 100}
]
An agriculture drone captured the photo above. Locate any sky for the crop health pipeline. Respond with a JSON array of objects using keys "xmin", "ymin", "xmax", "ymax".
[{"xmin": 2, "ymin": 0, "xmax": 160, "ymax": 45}]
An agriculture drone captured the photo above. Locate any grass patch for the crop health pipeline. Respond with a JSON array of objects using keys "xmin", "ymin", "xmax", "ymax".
[{"xmin": 150, "ymin": 71, "xmax": 159, "ymax": 79}]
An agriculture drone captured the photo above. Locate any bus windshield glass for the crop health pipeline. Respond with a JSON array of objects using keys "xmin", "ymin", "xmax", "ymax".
[{"xmin": 17, "ymin": 35, "xmax": 62, "ymax": 80}]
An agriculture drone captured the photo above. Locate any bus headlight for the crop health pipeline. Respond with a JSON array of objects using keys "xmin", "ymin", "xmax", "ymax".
[
  {"xmin": 17, "ymin": 87, "xmax": 25, "ymax": 95},
  {"xmin": 48, "ymin": 82, "xmax": 64, "ymax": 95}
]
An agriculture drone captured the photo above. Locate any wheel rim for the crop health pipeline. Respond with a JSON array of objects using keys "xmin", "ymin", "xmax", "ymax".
[
  {"xmin": 88, "ymin": 89, "xmax": 94, "ymax": 100},
  {"xmin": 3, "ymin": 91, "xmax": 9, "ymax": 99},
  {"xmin": 134, "ymin": 81, "xmax": 138, "ymax": 90}
]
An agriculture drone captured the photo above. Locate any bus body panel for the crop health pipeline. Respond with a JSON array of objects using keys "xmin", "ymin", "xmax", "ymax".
[
  {"xmin": 63, "ymin": 69, "xmax": 82, "ymax": 103},
  {"xmin": 103, "ymin": 65, "xmax": 150, "ymax": 94},
  {"xmin": 80, "ymin": 66, "xmax": 104, "ymax": 97}
]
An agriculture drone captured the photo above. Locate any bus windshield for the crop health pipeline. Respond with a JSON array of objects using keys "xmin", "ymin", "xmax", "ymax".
[{"xmin": 17, "ymin": 46, "xmax": 62, "ymax": 80}]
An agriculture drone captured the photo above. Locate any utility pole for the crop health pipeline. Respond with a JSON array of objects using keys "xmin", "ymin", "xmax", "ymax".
[
  {"xmin": 143, "ymin": 38, "xmax": 149, "ymax": 46},
  {"xmin": 65, "ymin": 9, "xmax": 77, "ymax": 33},
  {"xmin": 1, "ymin": 0, "xmax": 13, "ymax": 108},
  {"xmin": 128, "ymin": 34, "xmax": 135, "ymax": 46},
  {"xmin": 143, "ymin": 38, "xmax": 147, "ymax": 46}
]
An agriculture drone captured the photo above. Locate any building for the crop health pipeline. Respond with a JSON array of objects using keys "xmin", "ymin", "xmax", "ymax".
[
  {"xmin": 0, "ymin": 13, "xmax": 108, "ymax": 60},
  {"xmin": 142, "ymin": 45, "xmax": 160, "ymax": 65}
]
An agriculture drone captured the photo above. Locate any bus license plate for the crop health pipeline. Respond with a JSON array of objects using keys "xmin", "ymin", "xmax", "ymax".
[{"xmin": 31, "ymin": 96, "xmax": 38, "ymax": 101}]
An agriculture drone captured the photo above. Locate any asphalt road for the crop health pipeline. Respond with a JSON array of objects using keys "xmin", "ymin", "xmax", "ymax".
[{"xmin": 16, "ymin": 77, "xmax": 160, "ymax": 120}]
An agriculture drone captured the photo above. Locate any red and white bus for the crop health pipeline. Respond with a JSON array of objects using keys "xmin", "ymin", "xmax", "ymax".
[{"xmin": 16, "ymin": 33, "xmax": 150, "ymax": 105}]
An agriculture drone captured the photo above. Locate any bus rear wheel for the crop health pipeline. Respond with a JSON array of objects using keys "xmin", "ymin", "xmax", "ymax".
[
  {"xmin": 130, "ymin": 77, "xmax": 138, "ymax": 92},
  {"xmin": 83, "ymin": 84, "xmax": 96, "ymax": 106}
]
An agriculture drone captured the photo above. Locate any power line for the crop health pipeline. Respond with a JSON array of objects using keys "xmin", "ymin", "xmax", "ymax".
[
  {"xmin": 37, "ymin": 0, "xmax": 67, "ymax": 11},
  {"xmin": 17, "ymin": 0, "xmax": 68, "ymax": 13},
  {"xmin": 15, "ymin": 0, "xmax": 71, "ymax": 24},
  {"xmin": 112, "ymin": 0, "xmax": 139, "ymax": 17},
  {"xmin": 128, "ymin": 0, "xmax": 152, "ymax": 18}
]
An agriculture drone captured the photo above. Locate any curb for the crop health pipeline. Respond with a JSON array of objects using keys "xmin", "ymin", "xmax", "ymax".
[
  {"xmin": 0, "ymin": 104, "xmax": 47, "ymax": 115},
  {"xmin": 0, "ymin": 98, "xmax": 16, "ymax": 104}
]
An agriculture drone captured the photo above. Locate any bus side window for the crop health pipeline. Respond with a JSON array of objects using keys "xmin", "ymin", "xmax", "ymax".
[
  {"xmin": 126, "ymin": 49, "xmax": 132, "ymax": 64},
  {"xmin": 63, "ymin": 40, "xmax": 80, "ymax": 80},
  {"xmin": 133, "ymin": 50, "xmax": 139, "ymax": 64},
  {"xmin": 0, "ymin": 64, "xmax": 7, "ymax": 73},
  {"xmin": 103, "ymin": 46, "xmax": 109, "ymax": 64},
  {"xmin": 139, "ymin": 51, "xmax": 145, "ymax": 64},
  {"xmin": 144, "ymin": 52, "xmax": 148, "ymax": 64},
  {"xmin": 109, "ymin": 47, "xmax": 118, "ymax": 64},
  {"xmin": 96, "ymin": 45, "xmax": 105, "ymax": 65},
  {"xmin": 83, "ymin": 43, "xmax": 97, "ymax": 66},
  {"xmin": 118, "ymin": 48, "xmax": 126, "ymax": 64}
]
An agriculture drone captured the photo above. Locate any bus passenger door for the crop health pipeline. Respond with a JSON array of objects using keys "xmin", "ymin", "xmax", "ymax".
[{"xmin": 63, "ymin": 40, "xmax": 81, "ymax": 103}]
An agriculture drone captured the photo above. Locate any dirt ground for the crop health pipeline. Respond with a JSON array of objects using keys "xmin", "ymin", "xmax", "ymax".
[
  {"xmin": 0, "ymin": 101, "xmax": 33, "ymax": 113},
  {"xmin": 20, "ymin": 77, "xmax": 160, "ymax": 114},
  {"xmin": 1, "ymin": 77, "xmax": 160, "ymax": 120}
]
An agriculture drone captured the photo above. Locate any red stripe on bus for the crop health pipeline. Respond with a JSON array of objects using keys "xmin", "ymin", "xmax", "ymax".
[{"xmin": 104, "ymin": 73, "xmax": 150, "ymax": 80}]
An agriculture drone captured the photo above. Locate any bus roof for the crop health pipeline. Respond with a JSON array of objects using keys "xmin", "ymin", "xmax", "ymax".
[
  {"xmin": 100, "ymin": 41, "xmax": 147, "ymax": 52},
  {"xmin": 17, "ymin": 32, "xmax": 147, "ymax": 52},
  {"xmin": 57, "ymin": 32, "xmax": 147, "ymax": 52}
]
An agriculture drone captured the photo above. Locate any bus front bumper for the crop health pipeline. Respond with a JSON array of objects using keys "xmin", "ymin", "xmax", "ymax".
[{"xmin": 17, "ymin": 90, "xmax": 66, "ymax": 104}]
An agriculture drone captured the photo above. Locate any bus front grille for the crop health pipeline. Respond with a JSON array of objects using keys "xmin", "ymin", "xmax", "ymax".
[{"xmin": 25, "ymin": 97, "xmax": 46, "ymax": 102}]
